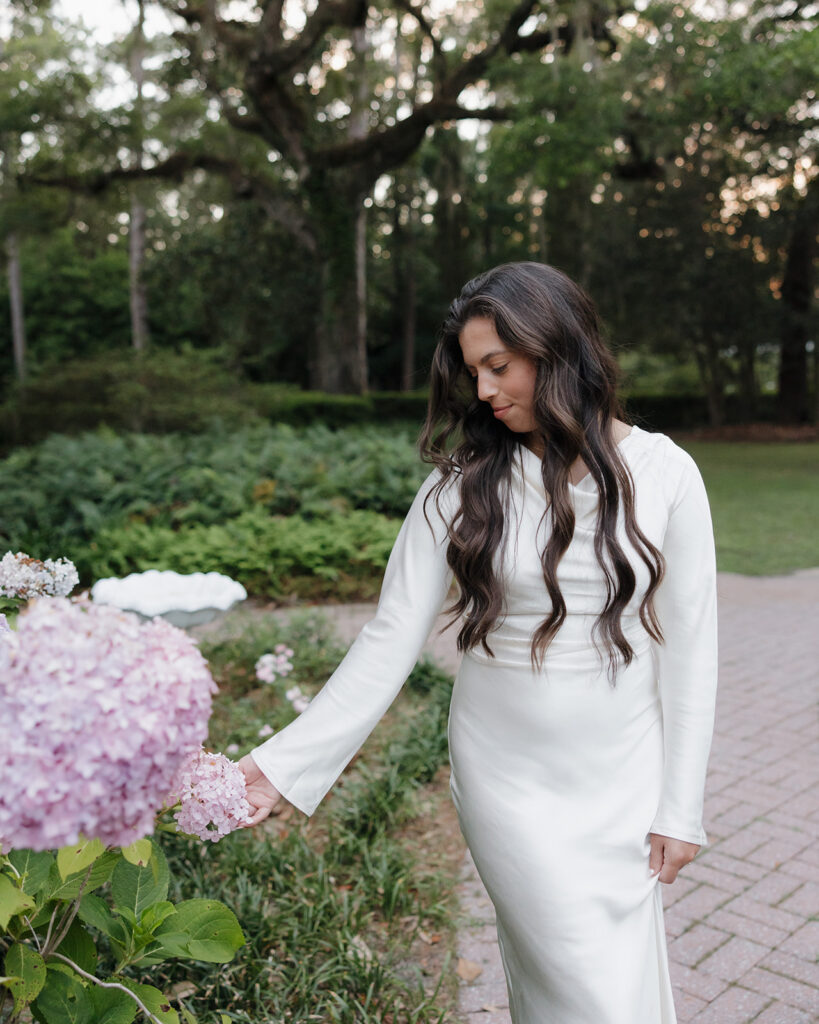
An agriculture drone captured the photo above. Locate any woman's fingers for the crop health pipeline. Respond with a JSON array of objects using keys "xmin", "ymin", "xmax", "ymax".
[
  {"xmin": 649, "ymin": 833, "xmax": 665, "ymax": 877},
  {"xmin": 238, "ymin": 753, "xmax": 285, "ymax": 827},
  {"xmin": 649, "ymin": 833, "xmax": 700, "ymax": 883}
]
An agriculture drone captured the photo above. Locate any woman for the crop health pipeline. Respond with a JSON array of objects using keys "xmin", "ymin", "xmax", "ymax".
[{"xmin": 240, "ymin": 262, "xmax": 718, "ymax": 1024}]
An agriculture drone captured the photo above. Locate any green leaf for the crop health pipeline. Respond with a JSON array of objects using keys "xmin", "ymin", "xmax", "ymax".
[
  {"xmin": 46, "ymin": 850, "xmax": 120, "ymax": 900},
  {"xmin": 78, "ymin": 893, "xmax": 118, "ymax": 938},
  {"xmin": 154, "ymin": 899, "xmax": 244, "ymax": 963},
  {"xmin": 120, "ymin": 839, "xmax": 153, "ymax": 867},
  {"xmin": 111, "ymin": 840, "xmax": 169, "ymax": 918},
  {"xmin": 139, "ymin": 900, "xmax": 177, "ymax": 933},
  {"xmin": 55, "ymin": 920, "xmax": 97, "ymax": 975},
  {"xmin": 3, "ymin": 943, "xmax": 46, "ymax": 1014},
  {"xmin": 120, "ymin": 981, "xmax": 179, "ymax": 1024},
  {"xmin": 143, "ymin": 931, "xmax": 189, "ymax": 962},
  {"xmin": 88, "ymin": 984, "xmax": 139, "ymax": 1024},
  {"xmin": 7, "ymin": 850, "xmax": 54, "ymax": 895},
  {"xmin": 32, "ymin": 966, "xmax": 93, "ymax": 1024},
  {"xmin": 56, "ymin": 838, "xmax": 105, "ymax": 881},
  {"xmin": 0, "ymin": 874, "xmax": 35, "ymax": 928}
]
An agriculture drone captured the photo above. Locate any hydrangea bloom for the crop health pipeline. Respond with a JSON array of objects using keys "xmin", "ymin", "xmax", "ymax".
[
  {"xmin": 0, "ymin": 597, "xmax": 217, "ymax": 851},
  {"xmin": 255, "ymin": 644, "xmax": 294, "ymax": 685},
  {"xmin": 285, "ymin": 685, "xmax": 310, "ymax": 714},
  {"xmin": 0, "ymin": 551, "xmax": 79, "ymax": 601},
  {"xmin": 170, "ymin": 750, "xmax": 252, "ymax": 842},
  {"xmin": 0, "ymin": 614, "xmax": 10, "ymax": 638}
]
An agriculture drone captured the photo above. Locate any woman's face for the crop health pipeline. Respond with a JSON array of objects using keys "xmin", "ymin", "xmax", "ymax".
[{"xmin": 459, "ymin": 317, "xmax": 538, "ymax": 434}]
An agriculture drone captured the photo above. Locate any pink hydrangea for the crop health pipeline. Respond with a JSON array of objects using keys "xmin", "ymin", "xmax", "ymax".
[
  {"xmin": 170, "ymin": 750, "xmax": 252, "ymax": 842},
  {"xmin": 0, "ymin": 597, "xmax": 217, "ymax": 852},
  {"xmin": 255, "ymin": 645, "xmax": 294, "ymax": 685}
]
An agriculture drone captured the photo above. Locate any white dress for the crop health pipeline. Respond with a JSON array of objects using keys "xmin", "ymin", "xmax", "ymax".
[{"xmin": 251, "ymin": 424, "xmax": 719, "ymax": 1024}]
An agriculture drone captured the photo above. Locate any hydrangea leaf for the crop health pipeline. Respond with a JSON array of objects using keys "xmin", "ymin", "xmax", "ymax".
[
  {"xmin": 31, "ymin": 966, "xmax": 93, "ymax": 1024},
  {"xmin": 110, "ymin": 840, "xmax": 169, "ymax": 918},
  {"xmin": 56, "ymin": 839, "xmax": 105, "ymax": 882},
  {"xmin": 120, "ymin": 981, "xmax": 180, "ymax": 1024},
  {"xmin": 3, "ymin": 943, "xmax": 46, "ymax": 1014},
  {"xmin": 6, "ymin": 850, "xmax": 54, "ymax": 895},
  {"xmin": 78, "ymin": 894, "xmax": 124, "ymax": 942},
  {"xmin": 88, "ymin": 983, "xmax": 139, "ymax": 1024},
  {"xmin": 46, "ymin": 850, "xmax": 120, "ymax": 900},
  {"xmin": 120, "ymin": 839, "xmax": 153, "ymax": 868},
  {"xmin": 56, "ymin": 920, "xmax": 97, "ymax": 975},
  {"xmin": 0, "ymin": 875, "xmax": 35, "ymax": 929},
  {"xmin": 154, "ymin": 899, "xmax": 244, "ymax": 963}
]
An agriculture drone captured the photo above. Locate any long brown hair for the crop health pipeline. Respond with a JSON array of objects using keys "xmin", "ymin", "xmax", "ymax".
[{"xmin": 419, "ymin": 261, "xmax": 665, "ymax": 679}]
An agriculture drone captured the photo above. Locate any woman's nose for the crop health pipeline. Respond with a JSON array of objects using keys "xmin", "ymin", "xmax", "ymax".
[{"xmin": 477, "ymin": 373, "xmax": 498, "ymax": 402}]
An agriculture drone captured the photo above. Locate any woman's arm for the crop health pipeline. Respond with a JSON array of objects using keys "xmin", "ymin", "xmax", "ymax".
[
  {"xmin": 649, "ymin": 445, "xmax": 719, "ymax": 849},
  {"xmin": 246, "ymin": 468, "xmax": 457, "ymax": 819}
]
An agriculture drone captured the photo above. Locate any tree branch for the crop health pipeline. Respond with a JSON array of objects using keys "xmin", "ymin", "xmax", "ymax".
[
  {"xmin": 393, "ymin": 0, "xmax": 447, "ymax": 82},
  {"xmin": 24, "ymin": 153, "xmax": 318, "ymax": 254}
]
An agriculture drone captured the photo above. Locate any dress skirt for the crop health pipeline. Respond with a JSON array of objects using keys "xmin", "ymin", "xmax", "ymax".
[{"xmin": 448, "ymin": 631, "xmax": 677, "ymax": 1024}]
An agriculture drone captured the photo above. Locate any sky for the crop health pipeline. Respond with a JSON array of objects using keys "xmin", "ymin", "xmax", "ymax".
[{"xmin": 55, "ymin": 0, "xmax": 175, "ymax": 42}]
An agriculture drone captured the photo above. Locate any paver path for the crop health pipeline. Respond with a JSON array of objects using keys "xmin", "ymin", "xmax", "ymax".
[{"xmin": 275, "ymin": 567, "xmax": 819, "ymax": 1023}]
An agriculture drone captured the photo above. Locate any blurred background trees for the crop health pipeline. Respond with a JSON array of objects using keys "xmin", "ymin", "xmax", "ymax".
[{"xmin": 1, "ymin": 0, "xmax": 817, "ymax": 428}]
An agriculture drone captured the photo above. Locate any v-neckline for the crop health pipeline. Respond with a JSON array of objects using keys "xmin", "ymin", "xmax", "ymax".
[{"xmin": 518, "ymin": 424, "xmax": 638, "ymax": 489}]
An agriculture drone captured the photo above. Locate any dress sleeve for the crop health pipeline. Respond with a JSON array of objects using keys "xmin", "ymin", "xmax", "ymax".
[
  {"xmin": 649, "ymin": 447, "xmax": 719, "ymax": 847},
  {"xmin": 250, "ymin": 468, "xmax": 457, "ymax": 816}
]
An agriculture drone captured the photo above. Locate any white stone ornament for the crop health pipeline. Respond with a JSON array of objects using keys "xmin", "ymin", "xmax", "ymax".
[{"xmin": 91, "ymin": 570, "xmax": 247, "ymax": 627}]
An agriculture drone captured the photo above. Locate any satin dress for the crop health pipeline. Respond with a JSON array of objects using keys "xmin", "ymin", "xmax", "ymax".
[{"xmin": 252, "ymin": 424, "xmax": 719, "ymax": 1024}]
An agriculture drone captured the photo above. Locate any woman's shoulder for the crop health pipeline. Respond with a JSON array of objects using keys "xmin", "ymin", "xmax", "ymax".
[{"xmin": 628, "ymin": 425, "xmax": 705, "ymax": 497}]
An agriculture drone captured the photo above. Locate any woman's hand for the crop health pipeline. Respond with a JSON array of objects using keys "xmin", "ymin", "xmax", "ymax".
[
  {"xmin": 649, "ymin": 833, "xmax": 700, "ymax": 883},
  {"xmin": 238, "ymin": 754, "xmax": 285, "ymax": 826}
]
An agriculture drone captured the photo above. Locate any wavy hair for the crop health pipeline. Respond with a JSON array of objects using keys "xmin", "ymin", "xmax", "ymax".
[{"xmin": 419, "ymin": 261, "xmax": 665, "ymax": 679}]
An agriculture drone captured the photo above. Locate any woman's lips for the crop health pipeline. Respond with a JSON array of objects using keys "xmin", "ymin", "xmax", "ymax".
[{"xmin": 492, "ymin": 405, "xmax": 512, "ymax": 418}]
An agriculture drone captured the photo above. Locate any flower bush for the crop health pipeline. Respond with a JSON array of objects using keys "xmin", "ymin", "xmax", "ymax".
[
  {"xmin": 0, "ymin": 582, "xmax": 251, "ymax": 1024},
  {"xmin": 0, "ymin": 596, "xmax": 216, "ymax": 852}
]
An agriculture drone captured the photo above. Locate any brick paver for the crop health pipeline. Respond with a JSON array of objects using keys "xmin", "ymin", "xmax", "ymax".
[{"xmin": 452, "ymin": 568, "xmax": 819, "ymax": 1023}]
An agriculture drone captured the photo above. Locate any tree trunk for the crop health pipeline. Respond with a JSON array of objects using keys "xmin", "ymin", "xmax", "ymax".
[
  {"xmin": 392, "ymin": 192, "xmax": 418, "ymax": 392},
  {"xmin": 129, "ymin": 195, "xmax": 149, "ymax": 351},
  {"xmin": 737, "ymin": 341, "xmax": 757, "ymax": 421},
  {"xmin": 776, "ymin": 179, "xmax": 818, "ymax": 423},
  {"xmin": 308, "ymin": 183, "xmax": 368, "ymax": 393},
  {"xmin": 693, "ymin": 341, "xmax": 724, "ymax": 428},
  {"xmin": 7, "ymin": 232, "xmax": 26, "ymax": 383},
  {"xmin": 129, "ymin": 0, "xmax": 149, "ymax": 352}
]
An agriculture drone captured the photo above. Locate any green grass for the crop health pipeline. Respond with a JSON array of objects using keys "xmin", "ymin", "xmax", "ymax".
[{"xmin": 678, "ymin": 440, "xmax": 819, "ymax": 575}]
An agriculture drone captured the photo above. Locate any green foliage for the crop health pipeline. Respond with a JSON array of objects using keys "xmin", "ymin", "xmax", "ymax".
[
  {"xmin": 0, "ymin": 423, "xmax": 426, "ymax": 595},
  {"xmin": 86, "ymin": 508, "xmax": 401, "ymax": 600},
  {"xmin": 0, "ymin": 348, "xmax": 260, "ymax": 445},
  {"xmin": 1, "ymin": 837, "xmax": 245, "ymax": 1024}
]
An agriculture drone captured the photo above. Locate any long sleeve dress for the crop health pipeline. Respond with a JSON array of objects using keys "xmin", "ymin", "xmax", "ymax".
[{"xmin": 251, "ymin": 423, "xmax": 719, "ymax": 1024}]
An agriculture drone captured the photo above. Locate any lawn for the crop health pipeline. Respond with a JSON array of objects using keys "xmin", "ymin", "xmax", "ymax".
[{"xmin": 676, "ymin": 440, "xmax": 819, "ymax": 576}]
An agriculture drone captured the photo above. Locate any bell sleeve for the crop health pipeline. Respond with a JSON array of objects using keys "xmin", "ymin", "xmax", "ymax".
[
  {"xmin": 649, "ymin": 445, "xmax": 719, "ymax": 847},
  {"xmin": 250, "ymin": 468, "xmax": 457, "ymax": 817}
]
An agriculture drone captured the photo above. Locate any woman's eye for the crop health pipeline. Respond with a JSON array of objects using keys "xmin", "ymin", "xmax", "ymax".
[{"xmin": 492, "ymin": 364, "xmax": 508, "ymax": 375}]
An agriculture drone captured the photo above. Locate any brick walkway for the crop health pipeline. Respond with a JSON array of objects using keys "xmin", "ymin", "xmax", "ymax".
[{"xmin": 453, "ymin": 568, "xmax": 819, "ymax": 1024}]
